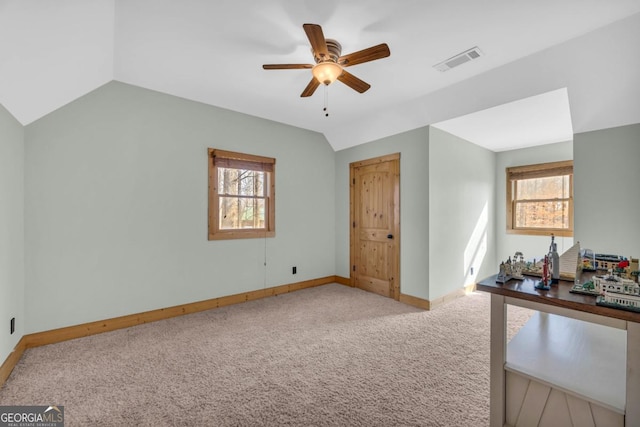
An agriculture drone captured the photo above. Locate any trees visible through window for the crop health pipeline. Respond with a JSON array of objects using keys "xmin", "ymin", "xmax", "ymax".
[
  {"xmin": 506, "ymin": 160, "xmax": 573, "ymax": 237},
  {"xmin": 208, "ymin": 149, "xmax": 275, "ymax": 240},
  {"xmin": 219, "ymin": 168, "xmax": 265, "ymax": 230}
]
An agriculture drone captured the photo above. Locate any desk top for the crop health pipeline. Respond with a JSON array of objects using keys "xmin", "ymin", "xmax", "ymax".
[{"xmin": 477, "ymin": 274, "xmax": 640, "ymax": 323}]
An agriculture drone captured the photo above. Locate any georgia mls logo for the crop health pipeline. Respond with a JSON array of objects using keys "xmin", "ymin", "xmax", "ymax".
[{"xmin": 0, "ymin": 405, "xmax": 64, "ymax": 427}]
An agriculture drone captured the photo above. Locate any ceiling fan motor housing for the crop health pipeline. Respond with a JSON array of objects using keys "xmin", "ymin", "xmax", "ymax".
[{"xmin": 314, "ymin": 39, "xmax": 342, "ymax": 63}]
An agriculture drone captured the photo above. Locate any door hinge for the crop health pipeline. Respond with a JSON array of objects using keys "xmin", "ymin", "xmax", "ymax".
[
  {"xmin": 352, "ymin": 265, "xmax": 356, "ymax": 272},
  {"xmin": 352, "ymin": 221, "xmax": 356, "ymax": 228},
  {"xmin": 352, "ymin": 178, "xmax": 355, "ymax": 185}
]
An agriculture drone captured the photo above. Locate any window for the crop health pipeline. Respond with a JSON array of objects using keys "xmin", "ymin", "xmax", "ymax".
[
  {"xmin": 506, "ymin": 160, "xmax": 573, "ymax": 237},
  {"xmin": 208, "ymin": 149, "xmax": 275, "ymax": 240}
]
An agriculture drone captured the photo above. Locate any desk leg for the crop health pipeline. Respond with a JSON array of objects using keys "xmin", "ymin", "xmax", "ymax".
[
  {"xmin": 627, "ymin": 321, "xmax": 639, "ymax": 426},
  {"xmin": 490, "ymin": 294, "xmax": 506, "ymax": 427}
]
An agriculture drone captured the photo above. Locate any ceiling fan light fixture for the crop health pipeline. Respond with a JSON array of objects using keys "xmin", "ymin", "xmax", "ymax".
[
  {"xmin": 312, "ymin": 62, "xmax": 342, "ymax": 85},
  {"xmin": 263, "ymin": 24, "xmax": 389, "ymax": 97}
]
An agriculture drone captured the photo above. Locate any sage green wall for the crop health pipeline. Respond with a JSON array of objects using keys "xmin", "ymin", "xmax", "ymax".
[
  {"xmin": 574, "ymin": 123, "xmax": 640, "ymax": 256},
  {"xmin": 496, "ymin": 141, "xmax": 574, "ymax": 262},
  {"xmin": 15, "ymin": 79, "xmax": 640, "ymax": 340},
  {"xmin": 24, "ymin": 82, "xmax": 335, "ymax": 334},
  {"xmin": 0, "ymin": 104, "xmax": 24, "ymax": 364},
  {"xmin": 428, "ymin": 127, "xmax": 496, "ymax": 300},
  {"xmin": 334, "ymin": 127, "xmax": 430, "ymax": 300}
]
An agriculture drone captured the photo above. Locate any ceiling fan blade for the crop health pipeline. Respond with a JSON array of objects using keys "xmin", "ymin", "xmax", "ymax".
[
  {"xmin": 337, "ymin": 70, "xmax": 371, "ymax": 93},
  {"xmin": 263, "ymin": 64, "xmax": 313, "ymax": 70},
  {"xmin": 301, "ymin": 78, "xmax": 321, "ymax": 97},
  {"xmin": 303, "ymin": 23, "xmax": 329, "ymax": 59},
  {"xmin": 338, "ymin": 43, "xmax": 390, "ymax": 67}
]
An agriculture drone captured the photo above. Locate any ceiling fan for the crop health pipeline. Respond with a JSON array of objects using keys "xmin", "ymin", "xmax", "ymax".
[{"xmin": 263, "ymin": 23, "xmax": 390, "ymax": 98}]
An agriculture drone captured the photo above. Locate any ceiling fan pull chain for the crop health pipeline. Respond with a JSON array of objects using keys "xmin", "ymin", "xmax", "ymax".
[{"xmin": 324, "ymin": 84, "xmax": 329, "ymax": 117}]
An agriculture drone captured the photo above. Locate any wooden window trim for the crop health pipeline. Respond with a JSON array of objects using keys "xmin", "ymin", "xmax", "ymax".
[
  {"xmin": 506, "ymin": 160, "xmax": 573, "ymax": 237},
  {"xmin": 208, "ymin": 148, "xmax": 275, "ymax": 240}
]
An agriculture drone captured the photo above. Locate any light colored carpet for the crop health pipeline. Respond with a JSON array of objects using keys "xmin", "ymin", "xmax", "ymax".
[{"xmin": 0, "ymin": 284, "xmax": 532, "ymax": 426}]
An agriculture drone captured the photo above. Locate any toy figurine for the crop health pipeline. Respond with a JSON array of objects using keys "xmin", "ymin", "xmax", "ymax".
[
  {"xmin": 512, "ymin": 252, "xmax": 525, "ymax": 280},
  {"xmin": 550, "ymin": 235, "xmax": 560, "ymax": 284},
  {"xmin": 535, "ymin": 255, "xmax": 552, "ymax": 290},
  {"xmin": 496, "ymin": 258, "xmax": 512, "ymax": 283}
]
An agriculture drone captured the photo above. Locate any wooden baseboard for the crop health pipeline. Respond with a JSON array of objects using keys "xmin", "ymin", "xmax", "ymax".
[
  {"xmin": 0, "ymin": 337, "xmax": 27, "ymax": 387},
  {"xmin": 334, "ymin": 276, "xmax": 351, "ymax": 286},
  {"xmin": 0, "ymin": 275, "xmax": 340, "ymax": 389},
  {"xmin": 399, "ymin": 293, "xmax": 430, "ymax": 310},
  {"xmin": 429, "ymin": 284, "xmax": 477, "ymax": 310},
  {"xmin": 400, "ymin": 284, "xmax": 477, "ymax": 311},
  {"xmin": 24, "ymin": 276, "xmax": 338, "ymax": 349}
]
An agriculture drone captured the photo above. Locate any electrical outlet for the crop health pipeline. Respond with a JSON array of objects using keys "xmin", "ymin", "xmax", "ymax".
[
  {"xmin": 10, "ymin": 317, "xmax": 15, "ymax": 335},
  {"xmin": 292, "ymin": 266, "xmax": 297, "ymax": 274}
]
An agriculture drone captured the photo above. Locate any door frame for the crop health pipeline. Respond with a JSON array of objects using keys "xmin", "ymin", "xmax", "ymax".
[{"xmin": 349, "ymin": 153, "xmax": 400, "ymax": 300}]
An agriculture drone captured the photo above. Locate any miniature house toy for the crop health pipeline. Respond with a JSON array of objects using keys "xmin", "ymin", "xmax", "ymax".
[{"xmin": 594, "ymin": 270, "xmax": 640, "ymax": 312}]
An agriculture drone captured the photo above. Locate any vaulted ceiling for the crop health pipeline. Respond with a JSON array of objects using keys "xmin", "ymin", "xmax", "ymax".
[{"xmin": 1, "ymin": 1, "xmax": 639, "ymax": 151}]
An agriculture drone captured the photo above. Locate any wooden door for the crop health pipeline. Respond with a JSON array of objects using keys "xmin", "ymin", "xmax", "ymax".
[{"xmin": 350, "ymin": 153, "xmax": 400, "ymax": 299}]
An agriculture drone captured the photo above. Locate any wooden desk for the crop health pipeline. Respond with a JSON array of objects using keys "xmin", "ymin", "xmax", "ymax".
[{"xmin": 477, "ymin": 274, "xmax": 640, "ymax": 427}]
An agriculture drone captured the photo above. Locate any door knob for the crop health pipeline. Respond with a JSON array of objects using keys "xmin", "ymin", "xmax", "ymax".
[{"xmin": 387, "ymin": 234, "xmax": 393, "ymax": 239}]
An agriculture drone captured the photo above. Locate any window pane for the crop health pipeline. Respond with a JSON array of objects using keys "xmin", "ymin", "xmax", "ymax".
[
  {"xmin": 218, "ymin": 168, "xmax": 265, "ymax": 196},
  {"xmin": 515, "ymin": 201, "xmax": 569, "ymax": 229},
  {"xmin": 219, "ymin": 196, "xmax": 265, "ymax": 229},
  {"xmin": 516, "ymin": 175, "xmax": 570, "ymax": 200}
]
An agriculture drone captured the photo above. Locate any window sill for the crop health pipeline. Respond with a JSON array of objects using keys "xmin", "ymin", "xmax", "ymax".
[
  {"xmin": 506, "ymin": 228, "xmax": 573, "ymax": 237},
  {"xmin": 208, "ymin": 230, "xmax": 275, "ymax": 241}
]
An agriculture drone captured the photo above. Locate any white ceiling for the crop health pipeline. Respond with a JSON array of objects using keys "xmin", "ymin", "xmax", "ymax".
[
  {"xmin": 1, "ymin": 0, "xmax": 639, "ymax": 151},
  {"xmin": 433, "ymin": 88, "xmax": 574, "ymax": 152}
]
